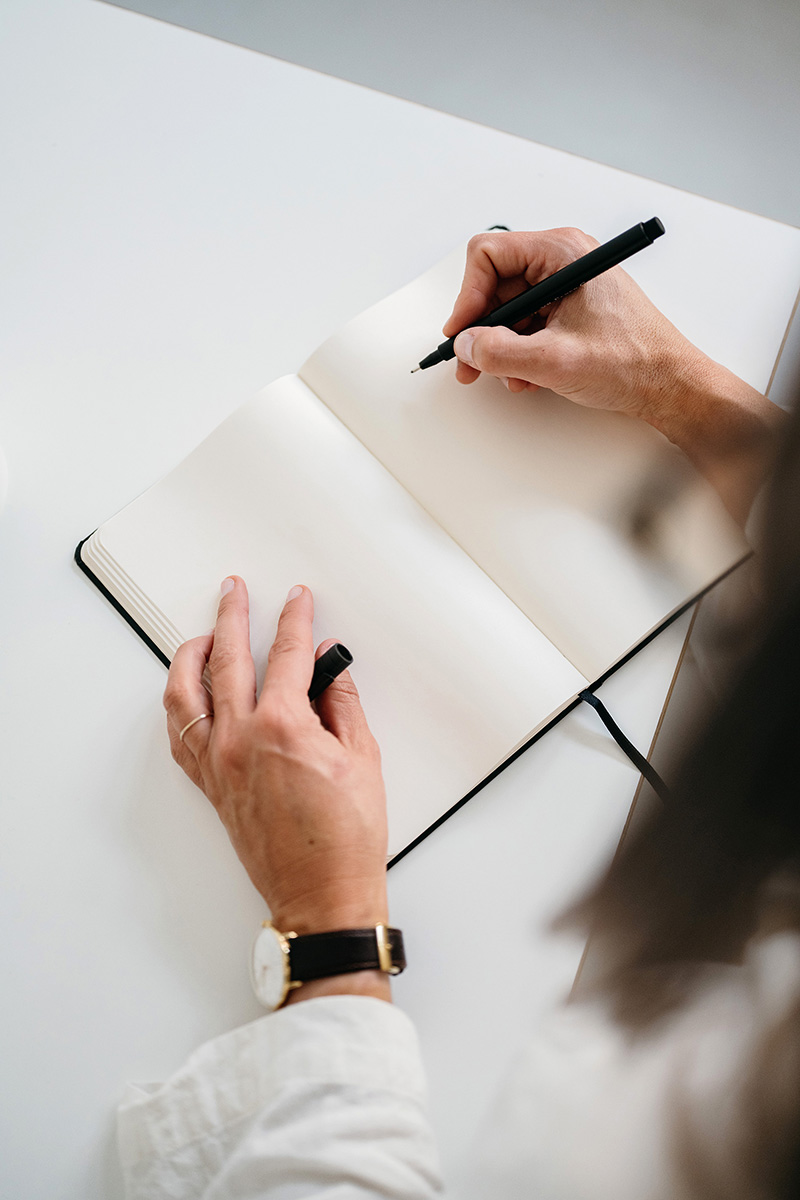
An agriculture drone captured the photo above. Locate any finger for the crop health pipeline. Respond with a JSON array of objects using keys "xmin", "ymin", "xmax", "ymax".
[
  {"xmin": 311, "ymin": 638, "xmax": 375, "ymax": 749},
  {"xmin": 163, "ymin": 633, "xmax": 215, "ymax": 761},
  {"xmin": 442, "ymin": 232, "xmax": 527, "ymax": 336},
  {"xmin": 166, "ymin": 716, "xmax": 206, "ymax": 789},
  {"xmin": 455, "ymin": 324, "xmax": 569, "ymax": 390},
  {"xmin": 260, "ymin": 584, "xmax": 315, "ymax": 701},
  {"xmin": 207, "ymin": 576, "xmax": 257, "ymax": 720},
  {"xmin": 455, "ymin": 359, "xmax": 481, "ymax": 385},
  {"xmin": 314, "ymin": 637, "xmax": 338, "ymax": 657},
  {"xmin": 442, "ymin": 228, "xmax": 598, "ymax": 338}
]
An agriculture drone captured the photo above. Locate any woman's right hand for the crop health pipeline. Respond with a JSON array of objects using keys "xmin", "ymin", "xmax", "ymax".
[
  {"xmin": 442, "ymin": 226, "xmax": 707, "ymax": 424},
  {"xmin": 443, "ymin": 227, "xmax": 782, "ymax": 524}
]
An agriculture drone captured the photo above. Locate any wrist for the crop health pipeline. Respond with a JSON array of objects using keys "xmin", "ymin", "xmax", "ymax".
[
  {"xmin": 284, "ymin": 968, "xmax": 393, "ymax": 1006},
  {"xmin": 251, "ymin": 917, "xmax": 402, "ymax": 1012},
  {"xmin": 633, "ymin": 338, "xmax": 718, "ymax": 434},
  {"xmin": 638, "ymin": 345, "xmax": 781, "ymax": 524},
  {"xmin": 269, "ymin": 884, "xmax": 389, "ymax": 938},
  {"xmin": 639, "ymin": 341, "xmax": 776, "ymax": 457},
  {"xmin": 268, "ymin": 892, "xmax": 394, "ymax": 1006}
]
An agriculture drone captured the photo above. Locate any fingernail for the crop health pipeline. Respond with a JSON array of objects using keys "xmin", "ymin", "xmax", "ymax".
[
  {"xmin": 286, "ymin": 584, "xmax": 303, "ymax": 603},
  {"xmin": 500, "ymin": 376, "xmax": 511, "ymax": 389},
  {"xmin": 220, "ymin": 577, "xmax": 235, "ymax": 596},
  {"xmin": 454, "ymin": 331, "xmax": 475, "ymax": 367}
]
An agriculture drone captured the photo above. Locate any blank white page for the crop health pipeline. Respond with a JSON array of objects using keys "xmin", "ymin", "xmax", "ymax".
[
  {"xmin": 300, "ymin": 248, "xmax": 750, "ymax": 679},
  {"xmin": 83, "ymin": 376, "xmax": 585, "ymax": 857}
]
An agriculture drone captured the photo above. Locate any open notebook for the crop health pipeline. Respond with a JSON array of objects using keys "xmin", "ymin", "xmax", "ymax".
[{"xmin": 78, "ymin": 242, "xmax": 782, "ymax": 860}]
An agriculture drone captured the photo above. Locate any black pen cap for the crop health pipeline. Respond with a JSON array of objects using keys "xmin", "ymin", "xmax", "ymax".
[
  {"xmin": 308, "ymin": 642, "xmax": 354, "ymax": 701},
  {"xmin": 318, "ymin": 643, "xmax": 353, "ymax": 673},
  {"xmin": 642, "ymin": 217, "xmax": 666, "ymax": 242}
]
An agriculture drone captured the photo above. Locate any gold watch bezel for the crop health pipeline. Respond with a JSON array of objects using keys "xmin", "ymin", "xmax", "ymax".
[{"xmin": 262, "ymin": 920, "xmax": 302, "ymax": 1009}]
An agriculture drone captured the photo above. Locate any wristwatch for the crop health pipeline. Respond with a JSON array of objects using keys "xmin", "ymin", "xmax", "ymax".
[{"xmin": 250, "ymin": 921, "xmax": 406, "ymax": 1012}]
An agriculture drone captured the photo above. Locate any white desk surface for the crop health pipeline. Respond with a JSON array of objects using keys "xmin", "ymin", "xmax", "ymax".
[{"xmin": 0, "ymin": 2, "xmax": 772, "ymax": 1195}]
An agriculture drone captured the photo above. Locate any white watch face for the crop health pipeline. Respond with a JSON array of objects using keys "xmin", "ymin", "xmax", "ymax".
[{"xmin": 250, "ymin": 924, "xmax": 291, "ymax": 1011}]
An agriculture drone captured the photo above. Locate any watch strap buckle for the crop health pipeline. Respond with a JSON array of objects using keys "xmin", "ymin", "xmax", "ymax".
[{"xmin": 375, "ymin": 923, "xmax": 401, "ymax": 975}]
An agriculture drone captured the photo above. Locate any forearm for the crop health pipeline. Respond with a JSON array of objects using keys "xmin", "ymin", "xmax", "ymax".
[{"xmin": 640, "ymin": 343, "xmax": 783, "ymax": 525}]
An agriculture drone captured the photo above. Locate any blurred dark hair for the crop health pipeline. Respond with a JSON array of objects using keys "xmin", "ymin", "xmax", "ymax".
[
  {"xmin": 562, "ymin": 396, "xmax": 800, "ymax": 993},
  {"xmin": 558, "ymin": 387, "xmax": 800, "ymax": 1194}
]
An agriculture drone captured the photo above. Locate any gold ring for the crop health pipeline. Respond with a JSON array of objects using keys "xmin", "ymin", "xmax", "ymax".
[{"xmin": 179, "ymin": 712, "xmax": 212, "ymax": 743}]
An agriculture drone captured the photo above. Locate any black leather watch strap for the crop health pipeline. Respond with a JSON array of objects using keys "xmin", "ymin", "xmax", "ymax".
[{"xmin": 288, "ymin": 926, "xmax": 406, "ymax": 981}]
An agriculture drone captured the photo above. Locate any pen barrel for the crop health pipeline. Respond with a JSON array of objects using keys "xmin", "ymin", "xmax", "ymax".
[
  {"xmin": 481, "ymin": 219, "xmax": 663, "ymax": 329},
  {"xmin": 434, "ymin": 218, "xmax": 663, "ymax": 364},
  {"xmin": 308, "ymin": 642, "xmax": 353, "ymax": 701}
]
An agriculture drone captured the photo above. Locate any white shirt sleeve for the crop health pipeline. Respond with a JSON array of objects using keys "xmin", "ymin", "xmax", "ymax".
[
  {"xmin": 117, "ymin": 995, "xmax": 444, "ymax": 1200},
  {"xmin": 118, "ymin": 931, "xmax": 800, "ymax": 1200}
]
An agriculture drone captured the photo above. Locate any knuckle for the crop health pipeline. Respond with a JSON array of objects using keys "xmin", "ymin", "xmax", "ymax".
[
  {"xmin": 269, "ymin": 631, "xmax": 306, "ymax": 662},
  {"xmin": 214, "ymin": 728, "xmax": 246, "ymax": 774},
  {"xmin": 473, "ymin": 331, "xmax": 505, "ymax": 374},
  {"xmin": 466, "ymin": 231, "xmax": 504, "ymax": 259},
  {"xmin": 559, "ymin": 226, "xmax": 598, "ymax": 253},
  {"xmin": 258, "ymin": 695, "xmax": 299, "ymax": 742},
  {"xmin": 330, "ymin": 674, "xmax": 360, "ymax": 703},
  {"xmin": 208, "ymin": 642, "xmax": 239, "ymax": 677},
  {"xmin": 163, "ymin": 678, "xmax": 191, "ymax": 711}
]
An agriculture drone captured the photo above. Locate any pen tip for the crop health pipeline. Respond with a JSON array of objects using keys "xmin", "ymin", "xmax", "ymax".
[{"xmin": 410, "ymin": 366, "xmax": 420, "ymax": 374}]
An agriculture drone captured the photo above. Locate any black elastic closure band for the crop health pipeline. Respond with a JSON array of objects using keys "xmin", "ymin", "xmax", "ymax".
[{"xmin": 579, "ymin": 690, "xmax": 670, "ymax": 801}]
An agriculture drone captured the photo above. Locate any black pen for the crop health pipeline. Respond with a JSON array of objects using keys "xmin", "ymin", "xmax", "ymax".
[
  {"xmin": 411, "ymin": 217, "xmax": 665, "ymax": 373},
  {"xmin": 308, "ymin": 642, "xmax": 353, "ymax": 702}
]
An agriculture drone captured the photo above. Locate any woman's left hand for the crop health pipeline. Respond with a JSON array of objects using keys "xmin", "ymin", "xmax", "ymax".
[{"xmin": 163, "ymin": 578, "xmax": 390, "ymax": 941}]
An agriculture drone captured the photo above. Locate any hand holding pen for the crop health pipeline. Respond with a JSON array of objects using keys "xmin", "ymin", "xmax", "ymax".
[{"xmin": 418, "ymin": 221, "xmax": 708, "ymax": 425}]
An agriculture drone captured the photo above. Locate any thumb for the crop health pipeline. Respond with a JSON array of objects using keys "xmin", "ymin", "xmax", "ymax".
[
  {"xmin": 454, "ymin": 325, "xmax": 567, "ymax": 389},
  {"xmin": 311, "ymin": 639, "xmax": 373, "ymax": 748}
]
